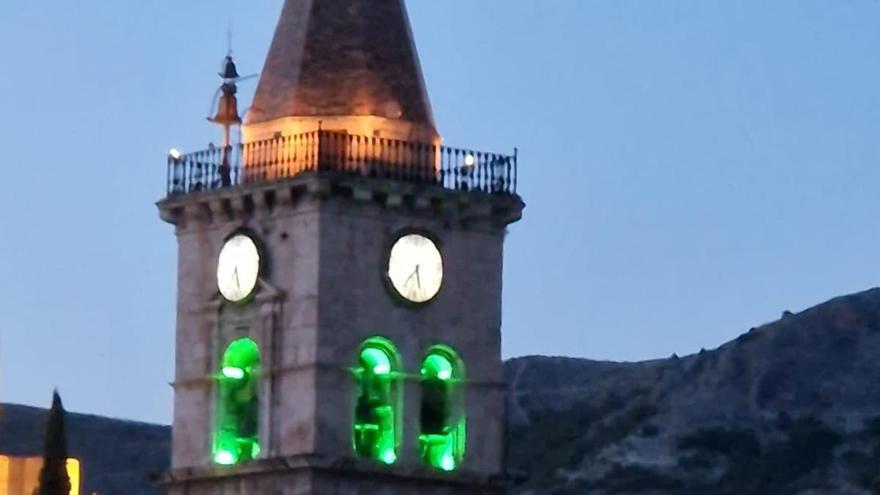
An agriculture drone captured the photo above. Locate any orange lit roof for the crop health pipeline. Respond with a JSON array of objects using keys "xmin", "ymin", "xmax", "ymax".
[{"xmin": 248, "ymin": 0, "xmax": 436, "ymax": 131}]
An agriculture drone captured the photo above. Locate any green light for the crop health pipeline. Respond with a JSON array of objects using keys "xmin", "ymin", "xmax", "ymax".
[
  {"xmin": 214, "ymin": 338, "xmax": 261, "ymax": 466},
  {"xmin": 214, "ymin": 449, "xmax": 237, "ymax": 466},
  {"xmin": 420, "ymin": 433, "xmax": 459, "ymax": 471},
  {"xmin": 361, "ymin": 347, "xmax": 392, "ymax": 376},
  {"xmin": 380, "ymin": 449, "xmax": 397, "ymax": 465},
  {"xmin": 223, "ymin": 338, "xmax": 260, "ymax": 369},
  {"xmin": 354, "ymin": 338, "xmax": 401, "ymax": 465},
  {"xmin": 422, "ymin": 354, "xmax": 454, "ymax": 381},
  {"xmin": 440, "ymin": 452, "xmax": 456, "ymax": 472},
  {"xmin": 420, "ymin": 347, "xmax": 466, "ymax": 471},
  {"xmin": 222, "ymin": 366, "xmax": 245, "ymax": 380}
]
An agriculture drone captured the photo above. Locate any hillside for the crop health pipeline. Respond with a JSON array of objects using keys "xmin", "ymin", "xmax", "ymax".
[
  {"xmin": 506, "ymin": 288, "xmax": 880, "ymax": 494},
  {"xmin": 5, "ymin": 289, "xmax": 880, "ymax": 494},
  {"xmin": 0, "ymin": 404, "xmax": 170, "ymax": 495}
]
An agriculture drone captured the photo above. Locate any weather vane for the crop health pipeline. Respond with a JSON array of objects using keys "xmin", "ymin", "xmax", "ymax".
[{"xmin": 207, "ymin": 28, "xmax": 256, "ymax": 187}]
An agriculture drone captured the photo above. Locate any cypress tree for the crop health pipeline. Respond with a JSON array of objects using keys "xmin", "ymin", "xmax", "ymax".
[{"xmin": 34, "ymin": 390, "xmax": 71, "ymax": 495}]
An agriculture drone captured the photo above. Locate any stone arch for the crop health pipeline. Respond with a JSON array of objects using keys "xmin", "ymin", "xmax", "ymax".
[
  {"xmin": 419, "ymin": 345, "xmax": 466, "ymax": 471},
  {"xmin": 353, "ymin": 337, "xmax": 403, "ymax": 464},
  {"xmin": 213, "ymin": 337, "xmax": 261, "ymax": 465}
]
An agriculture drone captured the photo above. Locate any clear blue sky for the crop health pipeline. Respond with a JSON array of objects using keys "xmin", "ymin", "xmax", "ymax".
[{"xmin": 1, "ymin": 1, "xmax": 878, "ymax": 424}]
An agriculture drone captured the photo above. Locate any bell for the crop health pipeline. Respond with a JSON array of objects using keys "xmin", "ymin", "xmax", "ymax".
[
  {"xmin": 210, "ymin": 83, "xmax": 242, "ymax": 126},
  {"xmin": 220, "ymin": 55, "xmax": 240, "ymax": 80}
]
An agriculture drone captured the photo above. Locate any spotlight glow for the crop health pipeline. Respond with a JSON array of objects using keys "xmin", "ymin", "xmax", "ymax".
[
  {"xmin": 440, "ymin": 452, "xmax": 456, "ymax": 472},
  {"xmin": 380, "ymin": 449, "xmax": 398, "ymax": 465},
  {"xmin": 214, "ymin": 450, "xmax": 237, "ymax": 466},
  {"xmin": 222, "ymin": 366, "xmax": 245, "ymax": 380}
]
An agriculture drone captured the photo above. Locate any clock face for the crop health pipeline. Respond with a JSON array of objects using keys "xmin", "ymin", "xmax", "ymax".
[
  {"xmin": 387, "ymin": 234, "xmax": 443, "ymax": 304},
  {"xmin": 217, "ymin": 234, "xmax": 260, "ymax": 303}
]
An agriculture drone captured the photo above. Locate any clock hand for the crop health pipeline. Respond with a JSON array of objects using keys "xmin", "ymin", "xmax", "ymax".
[
  {"xmin": 404, "ymin": 270, "xmax": 416, "ymax": 286},
  {"xmin": 415, "ymin": 265, "xmax": 422, "ymax": 289},
  {"xmin": 404, "ymin": 266, "xmax": 420, "ymax": 289},
  {"xmin": 233, "ymin": 266, "xmax": 241, "ymax": 288}
]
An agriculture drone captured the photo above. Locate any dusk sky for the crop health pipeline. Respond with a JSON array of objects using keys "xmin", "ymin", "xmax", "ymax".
[{"xmin": 1, "ymin": 0, "xmax": 878, "ymax": 424}]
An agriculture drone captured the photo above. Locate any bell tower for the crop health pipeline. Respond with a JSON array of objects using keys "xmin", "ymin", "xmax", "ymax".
[{"xmin": 158, "ymin": 1, "xmax": 523, "ymax": 494}]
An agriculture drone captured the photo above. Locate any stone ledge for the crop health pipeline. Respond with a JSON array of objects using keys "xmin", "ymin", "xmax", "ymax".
[
  {"xmin": 160, "ymin": 454, "xmax": 508, "ymax": 489},
  {"xmin": 157, "ymin": 172, "xmax": 524, "ymax": 231}
]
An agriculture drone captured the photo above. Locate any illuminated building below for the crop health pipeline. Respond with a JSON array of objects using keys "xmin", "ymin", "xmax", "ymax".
[{"xmin": 0, "ymin": 456, "xmax": 80, "ymax": 495}]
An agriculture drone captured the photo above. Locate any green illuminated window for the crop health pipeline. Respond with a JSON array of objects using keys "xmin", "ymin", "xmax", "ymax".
[
  {"xmin": 213, "ymin": 337, "xmax": 261, "ymax": 466},
  {"xmin": 353, "ymin": 337, "xmax": 402, "ymax": 465},
  {"xmin": 419, "ymin": 346, "xmax": 466, "ymax": 471}
]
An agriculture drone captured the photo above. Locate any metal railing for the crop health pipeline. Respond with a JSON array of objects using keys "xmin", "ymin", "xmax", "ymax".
[{"xmin": 166, "ymin": 131, "xmax": 518, "ymax": 197}]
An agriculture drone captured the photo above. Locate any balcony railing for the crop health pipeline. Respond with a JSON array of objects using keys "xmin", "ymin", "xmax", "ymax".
[{"xmin": 166, "ymin": 131, "xmax": 518, "ymax": 198}]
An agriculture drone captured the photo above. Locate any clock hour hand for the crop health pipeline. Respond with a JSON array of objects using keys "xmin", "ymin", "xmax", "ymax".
[
  {"xmin": 404, "ymin": 265, "xmax": 422, "ymax": 289},
  {"xmin": 233, "ymin": 266, "xmax": 241, "ymax": 288}
]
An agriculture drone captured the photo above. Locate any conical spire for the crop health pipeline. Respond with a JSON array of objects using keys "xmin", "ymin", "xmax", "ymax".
[{"xmin": 245, "ymin": 0, "xmax": 438, "ymax": 143}]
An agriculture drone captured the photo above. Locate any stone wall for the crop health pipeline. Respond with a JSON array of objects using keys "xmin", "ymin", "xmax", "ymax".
[{"xmin": 159, "ymin": 174, "xmax": 522, "ymax": 492}]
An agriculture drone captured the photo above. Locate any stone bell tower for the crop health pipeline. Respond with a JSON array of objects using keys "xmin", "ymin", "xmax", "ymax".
[{"xmin": 158, "ymin": 1, "xmax": 523, "ymax": 494}]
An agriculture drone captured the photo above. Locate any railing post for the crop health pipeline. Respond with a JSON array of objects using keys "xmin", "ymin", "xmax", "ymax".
[
  {"xmin": 513, "ymin": 147, "xmax": 518, "ymax": 194},
  {"xmin": 167, "ymin": 156, "xmax": 174, "ymax": 195}
]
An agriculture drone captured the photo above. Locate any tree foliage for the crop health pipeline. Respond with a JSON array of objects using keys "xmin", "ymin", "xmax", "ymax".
[{"xmin": 34, "ymin": 391, "xmax": 71, "ymax": 495}]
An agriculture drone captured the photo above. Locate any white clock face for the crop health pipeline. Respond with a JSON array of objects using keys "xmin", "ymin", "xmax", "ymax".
[
  {"xmin": 217, "ymin": 234, "xmax": 260, "ymax": 303},
  {"xmin": 388, "ymin": 234, "xmax": 443, "ymax": 303}
]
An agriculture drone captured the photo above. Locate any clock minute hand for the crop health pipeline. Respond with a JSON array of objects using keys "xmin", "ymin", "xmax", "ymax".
[{"xmin": 404, "ymin": 266, "xmax": 420, "ymax": 289}]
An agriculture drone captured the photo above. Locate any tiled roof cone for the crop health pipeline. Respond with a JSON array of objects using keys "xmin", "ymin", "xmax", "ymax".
[{"xmin": 244, "ymin": 0, "xmax": 439, "ymax": 144}]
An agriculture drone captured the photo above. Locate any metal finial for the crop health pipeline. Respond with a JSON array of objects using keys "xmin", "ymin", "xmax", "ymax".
[{"xmin": 220, "ymin": 55, "xmax": 240, "ymax": 81}]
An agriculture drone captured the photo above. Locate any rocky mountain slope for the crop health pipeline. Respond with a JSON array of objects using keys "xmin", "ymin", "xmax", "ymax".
[
  {"xmin": 506, "ymin": 288, "xmax": 880, "ymax": 495},
  {"xmin": 5, "ymin": 289, "xmax": 880, "ymax": 494}
]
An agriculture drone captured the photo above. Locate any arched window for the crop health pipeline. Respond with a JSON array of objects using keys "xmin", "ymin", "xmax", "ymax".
[
  {"xmin": 353, "ymin": 337, "xmax": 402, "ymax": 465},
  {"xmin": 419, "ymin": 346, "xmax": 466, "ymax": 471},
  {"xmin": 214, "ymin": 338, "xmax": 261, "ymax": 466}
]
